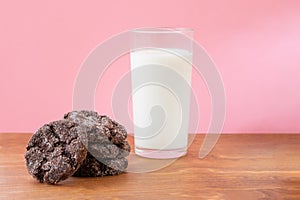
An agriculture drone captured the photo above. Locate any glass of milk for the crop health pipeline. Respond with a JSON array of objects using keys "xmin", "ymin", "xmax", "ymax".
[{"xmin": 130, "ymin": 28, "xmax": 193, "ymax": 159}]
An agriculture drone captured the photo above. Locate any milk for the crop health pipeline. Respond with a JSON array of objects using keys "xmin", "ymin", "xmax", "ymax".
[{"xmin": 131, "ymin": 48, "xmax": 192, "ymax": 154}]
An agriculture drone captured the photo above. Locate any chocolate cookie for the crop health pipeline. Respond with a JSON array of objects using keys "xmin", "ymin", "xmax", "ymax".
[
  {"xmin": 25, "ymin": 120, "xmax": 87, "ymax": 184},
  {"xmin": 73, "ymin": 153, "xmax": 128, "ymax": 177},
  {"xmin": 64, "ymin": 110, "xmax": 127, "ymax": 144}
]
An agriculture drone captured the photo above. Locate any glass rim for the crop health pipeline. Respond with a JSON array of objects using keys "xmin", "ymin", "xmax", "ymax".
[{"xmin": 131, "ymin": 27, "xmax": 194, "ymax": 33}]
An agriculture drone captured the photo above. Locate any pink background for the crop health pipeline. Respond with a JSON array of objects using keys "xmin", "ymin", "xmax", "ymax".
[{"xmin": 1, "ymin": 0, "xmax": 300, "ymax": 133}]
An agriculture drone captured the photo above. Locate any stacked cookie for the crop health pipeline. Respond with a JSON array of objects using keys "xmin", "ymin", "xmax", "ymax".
[
  {"xmin": 25, "ymin": 110, "xmax": 130, "ymax": 184},
  {"xmin": 64, "ymin": 111, "xmax": 130, "ymax": 177}
]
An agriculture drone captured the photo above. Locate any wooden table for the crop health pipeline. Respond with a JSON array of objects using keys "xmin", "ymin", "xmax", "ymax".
[{"xmin": 0, "ymin": 133, "xmax": 299, "ymax": 199}]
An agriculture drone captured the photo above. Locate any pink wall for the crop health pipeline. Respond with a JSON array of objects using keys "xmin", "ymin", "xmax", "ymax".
[{"xmin": 1, "ymin": 0, "xmax": 300, "ymax": 133}]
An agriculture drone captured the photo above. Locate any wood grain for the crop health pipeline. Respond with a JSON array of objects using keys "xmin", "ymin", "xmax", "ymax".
[{"xmin": 0, "ymin": 133, "xmax": 299, "ymax": 200}]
